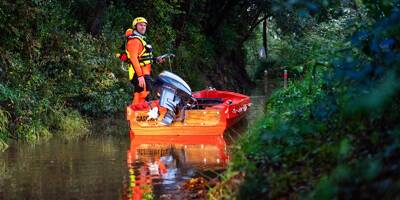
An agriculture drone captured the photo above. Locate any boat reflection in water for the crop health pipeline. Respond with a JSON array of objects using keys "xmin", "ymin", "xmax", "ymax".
[{"xmin": 123, "ymin": 133, "xmax": 228, "ymax": 200}]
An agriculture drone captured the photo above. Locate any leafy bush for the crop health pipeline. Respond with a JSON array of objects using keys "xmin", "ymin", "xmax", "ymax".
[
  {"xmin": 216, "ymin": 1, "xmax": 400, "ymax": 199},
  {"xmin": 0, "ymin": 0, "xmax": 132, "ymax": 145},
  {"xmin": 56, "ymin": 109, "xmax": 90, "ymax": 140}
]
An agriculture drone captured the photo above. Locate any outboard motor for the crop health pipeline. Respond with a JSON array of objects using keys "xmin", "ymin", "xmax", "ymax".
[{"xmin": 154, "ymin": 71, "xmax": 194, "ymax": 125}]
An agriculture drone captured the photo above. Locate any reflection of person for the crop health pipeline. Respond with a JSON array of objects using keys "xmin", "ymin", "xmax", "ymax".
[
  {"xmin": 124, "ymin": 17, "xmax": 165, "ymax": 105},
  {"xmin": 147, "ymin": 155, "xmax": 178, "ymax": 186}
]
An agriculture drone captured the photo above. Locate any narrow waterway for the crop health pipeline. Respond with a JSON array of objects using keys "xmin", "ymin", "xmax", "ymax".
[{"xmin": 0, "ymin": 87, "xmax": 268, "ymax": 200}]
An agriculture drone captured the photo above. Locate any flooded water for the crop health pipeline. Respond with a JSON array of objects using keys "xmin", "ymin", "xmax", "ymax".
[
  {"xmin": 0, "ymin": 92, "xmax": 266, "ymax": 200},
  {"xmin": 0, "ymin": 135, "xmax": 129, "ymax": 199}
]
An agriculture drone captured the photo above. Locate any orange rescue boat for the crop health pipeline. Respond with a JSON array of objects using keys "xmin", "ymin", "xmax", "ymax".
[
  {"xmin": 127, "ymin": 89, "xmax": 251, "ymax": 136},
  {"xmin": 126, "ymin": 71, "xmax": 251, "ymax": 136}
]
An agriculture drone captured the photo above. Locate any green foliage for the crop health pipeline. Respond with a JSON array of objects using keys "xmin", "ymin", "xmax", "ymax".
[
  {"xmin": 246, "ymin": 10, "xmax": 356, "ymax": 80},
  {"xmin": 228, "ymin": 64, "xmax": 337, "ymax": 199},
  {"xmin": 15, "ymin": 119, "xmax": 52, "ymax": 142},
  {"xmin": 0, "ymin": 108, "xmax": 9, "ymax": 150},
  {"xmin": 56, "ymin": 109, "xmax": 90, "ymax": 140},
  {"xmin": 0, "ymin": 0, "xmax": 131, "ymax": 145},
  {"xmin": 217, "ymin": 0, "xmax": 400, "ymax": 199},
  {"xmin": 173, "ymin": 25, "xmax": 212, "ymax": 90}
]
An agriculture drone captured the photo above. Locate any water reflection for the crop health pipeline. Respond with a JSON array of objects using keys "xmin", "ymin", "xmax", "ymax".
[{"xmin": 123, "ymin": 134, "xmax": 228, "ymax": 200}]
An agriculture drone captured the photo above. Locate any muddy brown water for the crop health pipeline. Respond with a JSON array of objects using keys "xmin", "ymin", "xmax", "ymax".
[{"xmin": 0, "ymin": 92, "xmax": 266, "ymax": 200}]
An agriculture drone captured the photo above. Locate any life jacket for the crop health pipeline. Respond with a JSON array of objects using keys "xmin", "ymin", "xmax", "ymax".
[{"xmin": 125, "ymin": 33, "xmax": 154, "ymax": 80}]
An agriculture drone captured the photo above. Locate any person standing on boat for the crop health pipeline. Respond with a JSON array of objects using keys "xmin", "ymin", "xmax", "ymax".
[{"xmin": 123, "ymin": 17, "xmax": 165, "ymax": 105}]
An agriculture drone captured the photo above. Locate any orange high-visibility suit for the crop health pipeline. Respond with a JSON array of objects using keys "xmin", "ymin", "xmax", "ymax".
[{"xmin": 125, "ymin": 30, "xmax": 153, "ymax": 105}]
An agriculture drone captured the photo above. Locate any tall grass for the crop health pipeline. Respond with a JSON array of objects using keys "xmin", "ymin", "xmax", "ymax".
[
  {"xmin": 0, "ymin": 108, "xmax": 9, "ymax": 151},
  {"xmin": 56, "ymin": 110, "xmax": 90, "ymax": 141}
]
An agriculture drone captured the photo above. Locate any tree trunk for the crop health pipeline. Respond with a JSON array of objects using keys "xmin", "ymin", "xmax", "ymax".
[
  {"xmin": 207, "ymin": 46, "xmax": 254, "ymax": 93},
  {"xmin": 89, "ymin": 0, "xmax": 106, "ymax": 37},
  {"xmin": 263, "ymin": 17, "xmax": 268, "ymax": 59}
]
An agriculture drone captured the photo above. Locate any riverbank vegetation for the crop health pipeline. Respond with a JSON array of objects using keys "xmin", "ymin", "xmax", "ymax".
[
  {"xmin": 0, "ymin": 1, "xmax": 128, "ymax": 146},
  {"xmin": 211, "ymin": 0, "xmax": 400, "ymax": 199}
]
